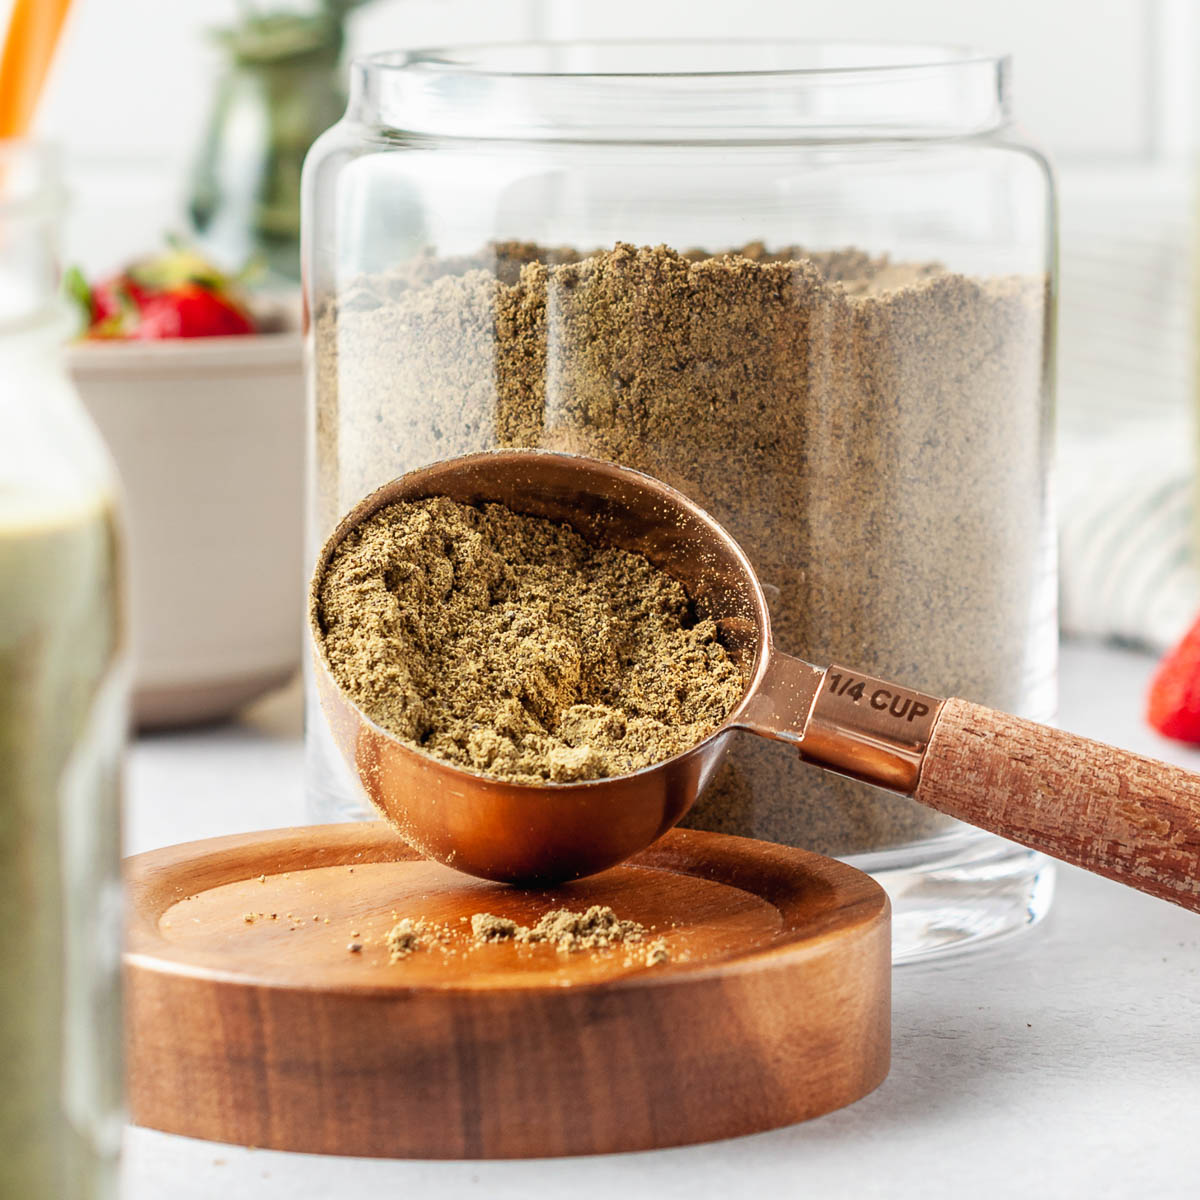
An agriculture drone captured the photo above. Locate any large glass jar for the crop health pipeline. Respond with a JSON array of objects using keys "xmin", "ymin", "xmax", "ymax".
[
  {"xmin": 302, "ymin": 42, "xmax": 1057, "ymax": 960},
  {"xmin": 0, "ymin": 144, "xmax": 126, "ymax": 1197}
]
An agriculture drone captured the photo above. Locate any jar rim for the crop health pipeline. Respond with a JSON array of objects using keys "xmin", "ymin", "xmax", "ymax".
[
  {"xmin": 355, "ymin": 39, "xmax": 1004, "ymax": 81},
  {"xmin": 345, "ymin": 39, "xmax": 1011, "ymax": 143}
]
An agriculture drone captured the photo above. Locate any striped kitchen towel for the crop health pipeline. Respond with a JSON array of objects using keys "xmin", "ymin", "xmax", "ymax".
[
  {"xmin": 1055, "ymin": 164, "xmax": 1199, "ymax": 652},
  {"xmin": 1058, "ymin": 427, "xmax": 1199, "ymax": 652}
]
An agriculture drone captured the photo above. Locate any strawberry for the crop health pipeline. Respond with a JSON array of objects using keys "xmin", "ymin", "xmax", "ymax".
[
  {"xmin": 86, "ymin": 276, "xmax": 146, "ymax": 338},
  {"xmin": 1146, "ymin": 613, "xmax": 1200, "ymax": 742},
  {"xmin": 66, "ymin": 240, "xmax": 259, "ymax": 341},
  {"xmin": 131, "ymin": 284, "xmax": 255, "ymax": 339},
  {"xmin": 88, "ymin": 278, "xmax": 124, "ymax": 325}
]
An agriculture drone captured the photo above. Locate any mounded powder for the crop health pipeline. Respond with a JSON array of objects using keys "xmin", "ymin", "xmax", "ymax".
[
  {"xmin": 374, "ymin": 907, "xmax": 671, "ymax": 967},
  {"xmin": 315, "ymin": 495, "xmax": 745, "ymax": 783},
  {"xmin": 471, "ymin": 906, "xmax": 670, "ymax": 963},
  {"xmin": 385, "ymin": 918, "xmax": 424, "ymax": 962}
]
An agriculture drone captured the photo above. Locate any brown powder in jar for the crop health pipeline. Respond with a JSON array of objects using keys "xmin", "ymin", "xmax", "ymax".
[
  {"xmin": 314, "ymin": 495, "xmax": 745, "ymax": 783},
  {"xmin": 315, "ymin": 241, "xmax": 1049, "ymax": 855}
]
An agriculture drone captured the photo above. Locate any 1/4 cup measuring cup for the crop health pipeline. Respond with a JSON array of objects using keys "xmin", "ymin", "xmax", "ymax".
[{"xmin": 310, "ymin": 451, "xmax": 1200, "ymax": 909}]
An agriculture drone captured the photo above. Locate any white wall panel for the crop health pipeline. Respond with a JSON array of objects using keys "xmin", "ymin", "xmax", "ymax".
[{"xmin": 539, "ymin": 0, "xmax": 1189, "ymax": 161}]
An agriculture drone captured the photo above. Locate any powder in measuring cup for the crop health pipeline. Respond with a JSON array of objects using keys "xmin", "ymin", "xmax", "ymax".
[{"xmin": 314, "ymin": 495, "xmax": 745, "ymax": 783}]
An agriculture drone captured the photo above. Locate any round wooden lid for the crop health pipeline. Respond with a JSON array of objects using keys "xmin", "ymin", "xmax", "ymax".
[{"xmin": 126, "ymin": 823, "xmax": 890, "ymax": 1158}]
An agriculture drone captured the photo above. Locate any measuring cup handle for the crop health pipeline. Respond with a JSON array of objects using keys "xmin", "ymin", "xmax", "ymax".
[
  {"xmin": 743, "ymin": 658, "xmax": 1199, "ymax": 911},
  {"xmin": 915, "ymin": 698, "xmax": 1200, "ymax": 914}
]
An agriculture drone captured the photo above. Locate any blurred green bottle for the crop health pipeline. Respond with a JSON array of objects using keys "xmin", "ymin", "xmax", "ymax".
[{"xmin": 189, "ymin": 2, "xmax": 374, "ymax": 281}]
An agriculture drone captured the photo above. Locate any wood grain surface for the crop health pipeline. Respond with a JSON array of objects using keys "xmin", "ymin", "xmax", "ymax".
[
  {"xmin": 917, "ymin": 698, "xmax": 1200, "ymax": 912},
  {"xmin": 125, "ymin": 823, "xmax": 890, "ymax": 1158}
]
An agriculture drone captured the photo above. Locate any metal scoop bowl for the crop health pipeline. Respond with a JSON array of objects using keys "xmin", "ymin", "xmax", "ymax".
[{"xmin": 310, "ymin": 451, "xmax": 1200, "ymax": 910}]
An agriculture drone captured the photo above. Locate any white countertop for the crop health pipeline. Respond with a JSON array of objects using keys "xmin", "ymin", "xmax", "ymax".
[{"xmin": 122, "ymin": 641, "xmax": 1200, "ymax": 1200}]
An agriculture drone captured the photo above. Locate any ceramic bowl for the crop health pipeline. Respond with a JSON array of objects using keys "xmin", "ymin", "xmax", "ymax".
[{"xmin": 70, "ymin": 325, "xmax": 304, "ymax": 728}]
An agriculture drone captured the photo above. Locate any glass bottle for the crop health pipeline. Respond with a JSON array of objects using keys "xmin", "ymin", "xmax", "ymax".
[
  {"xmin": 0, "ymin": 142, "xmax": 126, "ymax": 1198},
  {"xmin": 302, "ymin": 42, "xmax": 1057, "ymax": 961},
  {"xmin": 189, "ymin": 3, "xmax": 362, "ymax": 281}
]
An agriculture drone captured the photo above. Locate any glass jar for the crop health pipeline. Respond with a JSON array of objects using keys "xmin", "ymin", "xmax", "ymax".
[
  {"xmin": 302, "ymin": 41, "xmax": 1057, "ymax": 960},
  {"xmin": 0, "ymin": 143, "xmax": 126, "ymax": 1197}
]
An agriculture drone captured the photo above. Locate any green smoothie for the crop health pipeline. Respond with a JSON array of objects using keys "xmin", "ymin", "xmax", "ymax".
[{"xmin": 0, "ymin": 490, "xmax": 123, "ymax": 1200}]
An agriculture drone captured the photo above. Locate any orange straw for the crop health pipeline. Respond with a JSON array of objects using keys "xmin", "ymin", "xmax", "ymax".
[{"xmin": 0, "ymin": 0, "xmax": 74, "ymax": 139}]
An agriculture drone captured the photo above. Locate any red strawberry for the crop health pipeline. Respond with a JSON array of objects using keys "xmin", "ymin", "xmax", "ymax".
[
  {"xmin": 66, "ymin": 241, "xmax": 259, "ymax": 341},
  {"xmin": 88, "ymin": 277, "xmax": 123, "ymax": 324},
  {"xmin": 130, "ymin": 284, "xmax": 255, "ymax": 339},
  {"xmin": 1147, "ymin": 613, "xmax": 1200, "ymax": 742},
  {"xmin": 87, "ymin": 275, "xmax": 146, "ymax": 337}
]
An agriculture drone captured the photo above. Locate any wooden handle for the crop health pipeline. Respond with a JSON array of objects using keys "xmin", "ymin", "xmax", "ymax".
[{"xmin": 916, "ymin": 698, "xmax": 1200, "ymax": 912}]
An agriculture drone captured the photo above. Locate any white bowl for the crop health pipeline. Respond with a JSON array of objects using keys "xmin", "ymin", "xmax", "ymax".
[{"xmin": 70, "ymin": 328, "xmax": 305, "ymax": 728}]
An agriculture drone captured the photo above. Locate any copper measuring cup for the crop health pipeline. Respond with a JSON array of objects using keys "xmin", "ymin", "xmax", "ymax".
[{"xmin": 311, "ymin": 451, "xmax": 1200, "ymax": 909}]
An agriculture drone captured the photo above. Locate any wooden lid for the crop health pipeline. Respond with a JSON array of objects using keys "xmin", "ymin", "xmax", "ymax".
[{"xmin": 126, "ymin": 823, "xmax": 890, "ymax": 1158}]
